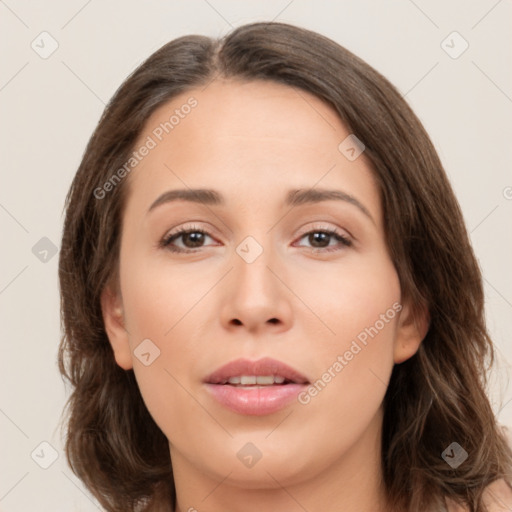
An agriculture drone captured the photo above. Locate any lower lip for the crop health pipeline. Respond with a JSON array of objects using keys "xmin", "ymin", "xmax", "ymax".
[{"xmin": 204, "ymin": 383, "xmax": 307, "ymax": 415}]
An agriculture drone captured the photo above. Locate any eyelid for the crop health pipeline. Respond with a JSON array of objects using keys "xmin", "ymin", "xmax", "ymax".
[
  {"xmin": 162, "ymin": 222, "xmax": 218, "ymax": 240},
  {"xmin": 159, "ymin": 220, "xmax": 354, "ymax": 255},
  {"xmin": 161, "ymin": 221, "xmax": 350, "ymax": 241},
  {"xmin": 295, "ymin": 221, "xmax": 353, "ymax": 241},
  {"xmin": 160, "ymin": 222, "xmax": 218, "ymax": 248},
  {"xmin": 297, "ymin": 221, "xmax": 344, "ymax": 234}
]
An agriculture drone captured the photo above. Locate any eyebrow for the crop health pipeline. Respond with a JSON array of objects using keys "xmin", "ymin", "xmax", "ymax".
[{"xmin": 147, "ymin": 187, "xmax": 374, "ymax": 222}]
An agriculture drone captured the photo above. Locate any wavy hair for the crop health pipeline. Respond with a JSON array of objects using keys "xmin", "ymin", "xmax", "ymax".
[{"xmin": 58, "ymin": 21, "xmax": 512, "ymax": 511}]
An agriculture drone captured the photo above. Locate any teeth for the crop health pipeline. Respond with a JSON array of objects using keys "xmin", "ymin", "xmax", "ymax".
[
  {"xmin": 226, "ymin": 375, "xmax": 287, "ymax": 385},
  {"xmin": 255, "ymin": 376, "xmax": 274, "ymax": 385}
]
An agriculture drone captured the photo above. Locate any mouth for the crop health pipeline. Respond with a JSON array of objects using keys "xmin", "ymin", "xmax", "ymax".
[
  {"xmin": 214, "ymin": 375, "xmax": 296, "ymax": 387},
  {"xmin": 204, "ymin": 357, "xmax": 310, "ymax": 386},
  {"xmin": 204, "ymin": 357, "xmax": 310, "ymax": 416}
]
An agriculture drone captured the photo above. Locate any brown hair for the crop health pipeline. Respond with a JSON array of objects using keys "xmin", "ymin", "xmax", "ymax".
[{"xmin": 58, "ymin": 21, "xmax": 512, "ymax": 512}]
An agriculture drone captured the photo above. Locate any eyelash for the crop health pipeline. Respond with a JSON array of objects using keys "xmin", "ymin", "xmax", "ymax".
[{"xmin": 159, "ymin": 224, "xmax": 353, "ymax": 254}]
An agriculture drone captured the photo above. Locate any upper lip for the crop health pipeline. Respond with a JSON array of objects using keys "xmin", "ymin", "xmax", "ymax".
[{"xmin": 204, "ymin": 357, "xmax": 310, "ymax": 385}]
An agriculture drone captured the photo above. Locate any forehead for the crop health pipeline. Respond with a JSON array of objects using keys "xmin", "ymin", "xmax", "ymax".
[
  {"xmin": 124, "ymin": 79, "xmax": 380, "ymax": 223},
  {"xmin": 138, "ymin": 78, "xmax": 347, "ymax": 152}
]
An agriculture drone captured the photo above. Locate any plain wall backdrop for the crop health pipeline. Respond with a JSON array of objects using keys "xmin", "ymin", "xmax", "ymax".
[{"xmin": 1, "ymin": 1, "xmax": 511, "ymax": 510}]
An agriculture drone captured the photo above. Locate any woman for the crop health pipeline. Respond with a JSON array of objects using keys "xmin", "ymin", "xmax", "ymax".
[{"xmin": 58, "ymin": 21, "xmax": 512, "ymax": 512}]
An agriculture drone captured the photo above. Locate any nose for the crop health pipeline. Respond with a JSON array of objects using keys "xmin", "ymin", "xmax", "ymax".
[{"xmin": 220, "ymin": 241, "xmax": 293, "ymax": 335}]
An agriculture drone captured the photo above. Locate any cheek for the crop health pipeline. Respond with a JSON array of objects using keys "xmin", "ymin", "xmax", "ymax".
[
  {"xmin": 118, "ymin": 257, "xmax": 210, "ymax": 437},
  {"xmin": 292, "ymin": 250, "xmax": 401, "ymax": 348},
  {"xmin": 120, "ymin": 255, "xmax": 207, "ymax": 338},
  {"xmin": 295, "ymin": 254, "xmax": 400, "ymax": 416}
]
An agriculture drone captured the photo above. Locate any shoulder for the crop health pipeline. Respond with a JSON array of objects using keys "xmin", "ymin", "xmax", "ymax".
[
  {"xmin": 445, "ymin": 479, "xmax": 512, "ymax": 512},
  {"xmin": 486, "ymin": 425, "xmax": 512, "ymax": 510},
  {"xmin": 480, "ymin": 425, "xmax": 512, "ymax": 511},
  {"xmin": 446, "ymin": 425, "xmax": 512, "ymax": 512},
  {"xmin": 482, "ymin": 478, "xmax": 512, "ymax": 511}
]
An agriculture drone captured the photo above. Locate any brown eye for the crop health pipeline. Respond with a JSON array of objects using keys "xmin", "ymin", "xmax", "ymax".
[
  {"xmin": 295, "ymin": 229, "xmax": 352, "ymax": 252},
  {"xmin": 161, "ymin": 227, "xmax": 215, "ymax": 253}
]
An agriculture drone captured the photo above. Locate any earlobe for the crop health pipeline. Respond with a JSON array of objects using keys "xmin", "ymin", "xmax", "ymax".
[
  {"xmin": 100, "ymin": 284, "xmax": 133, "ymax": 370},
  {"xmin": 393, "ymin": 301, "xmax": 430, "ymax": 365}
]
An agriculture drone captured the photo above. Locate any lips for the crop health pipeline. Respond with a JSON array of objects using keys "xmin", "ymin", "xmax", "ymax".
[
  {"xmin": 204, "ymin": 357, "xmax": 310, "ymax": 416},
  {"xmin": 204, "ymin": 357, "xmax": 310, "ymax": 385}
]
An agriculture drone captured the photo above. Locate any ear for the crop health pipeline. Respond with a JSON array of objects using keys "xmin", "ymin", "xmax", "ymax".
[
  {"xmin": 100, "ymin": 283, "xmax": 133, "ymax": 370},
  {"xmin": 393, "ymin": 300, "xmax": 430, "ymax": 364}
]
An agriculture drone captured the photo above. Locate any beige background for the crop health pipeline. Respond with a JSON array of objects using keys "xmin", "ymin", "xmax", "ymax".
[{"xmin": 1, "ymin": 0, "xmax": 511, "ymax": 510}]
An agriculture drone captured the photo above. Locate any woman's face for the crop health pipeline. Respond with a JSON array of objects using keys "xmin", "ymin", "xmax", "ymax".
[{"xmin": 102, "ymin": 79, "xmax": 424, "ymax": 498}]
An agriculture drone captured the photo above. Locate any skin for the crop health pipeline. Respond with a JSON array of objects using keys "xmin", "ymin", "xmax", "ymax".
[{"xmin": 101, "ymin": 79, "xmax": 428, "ymax": 512}]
